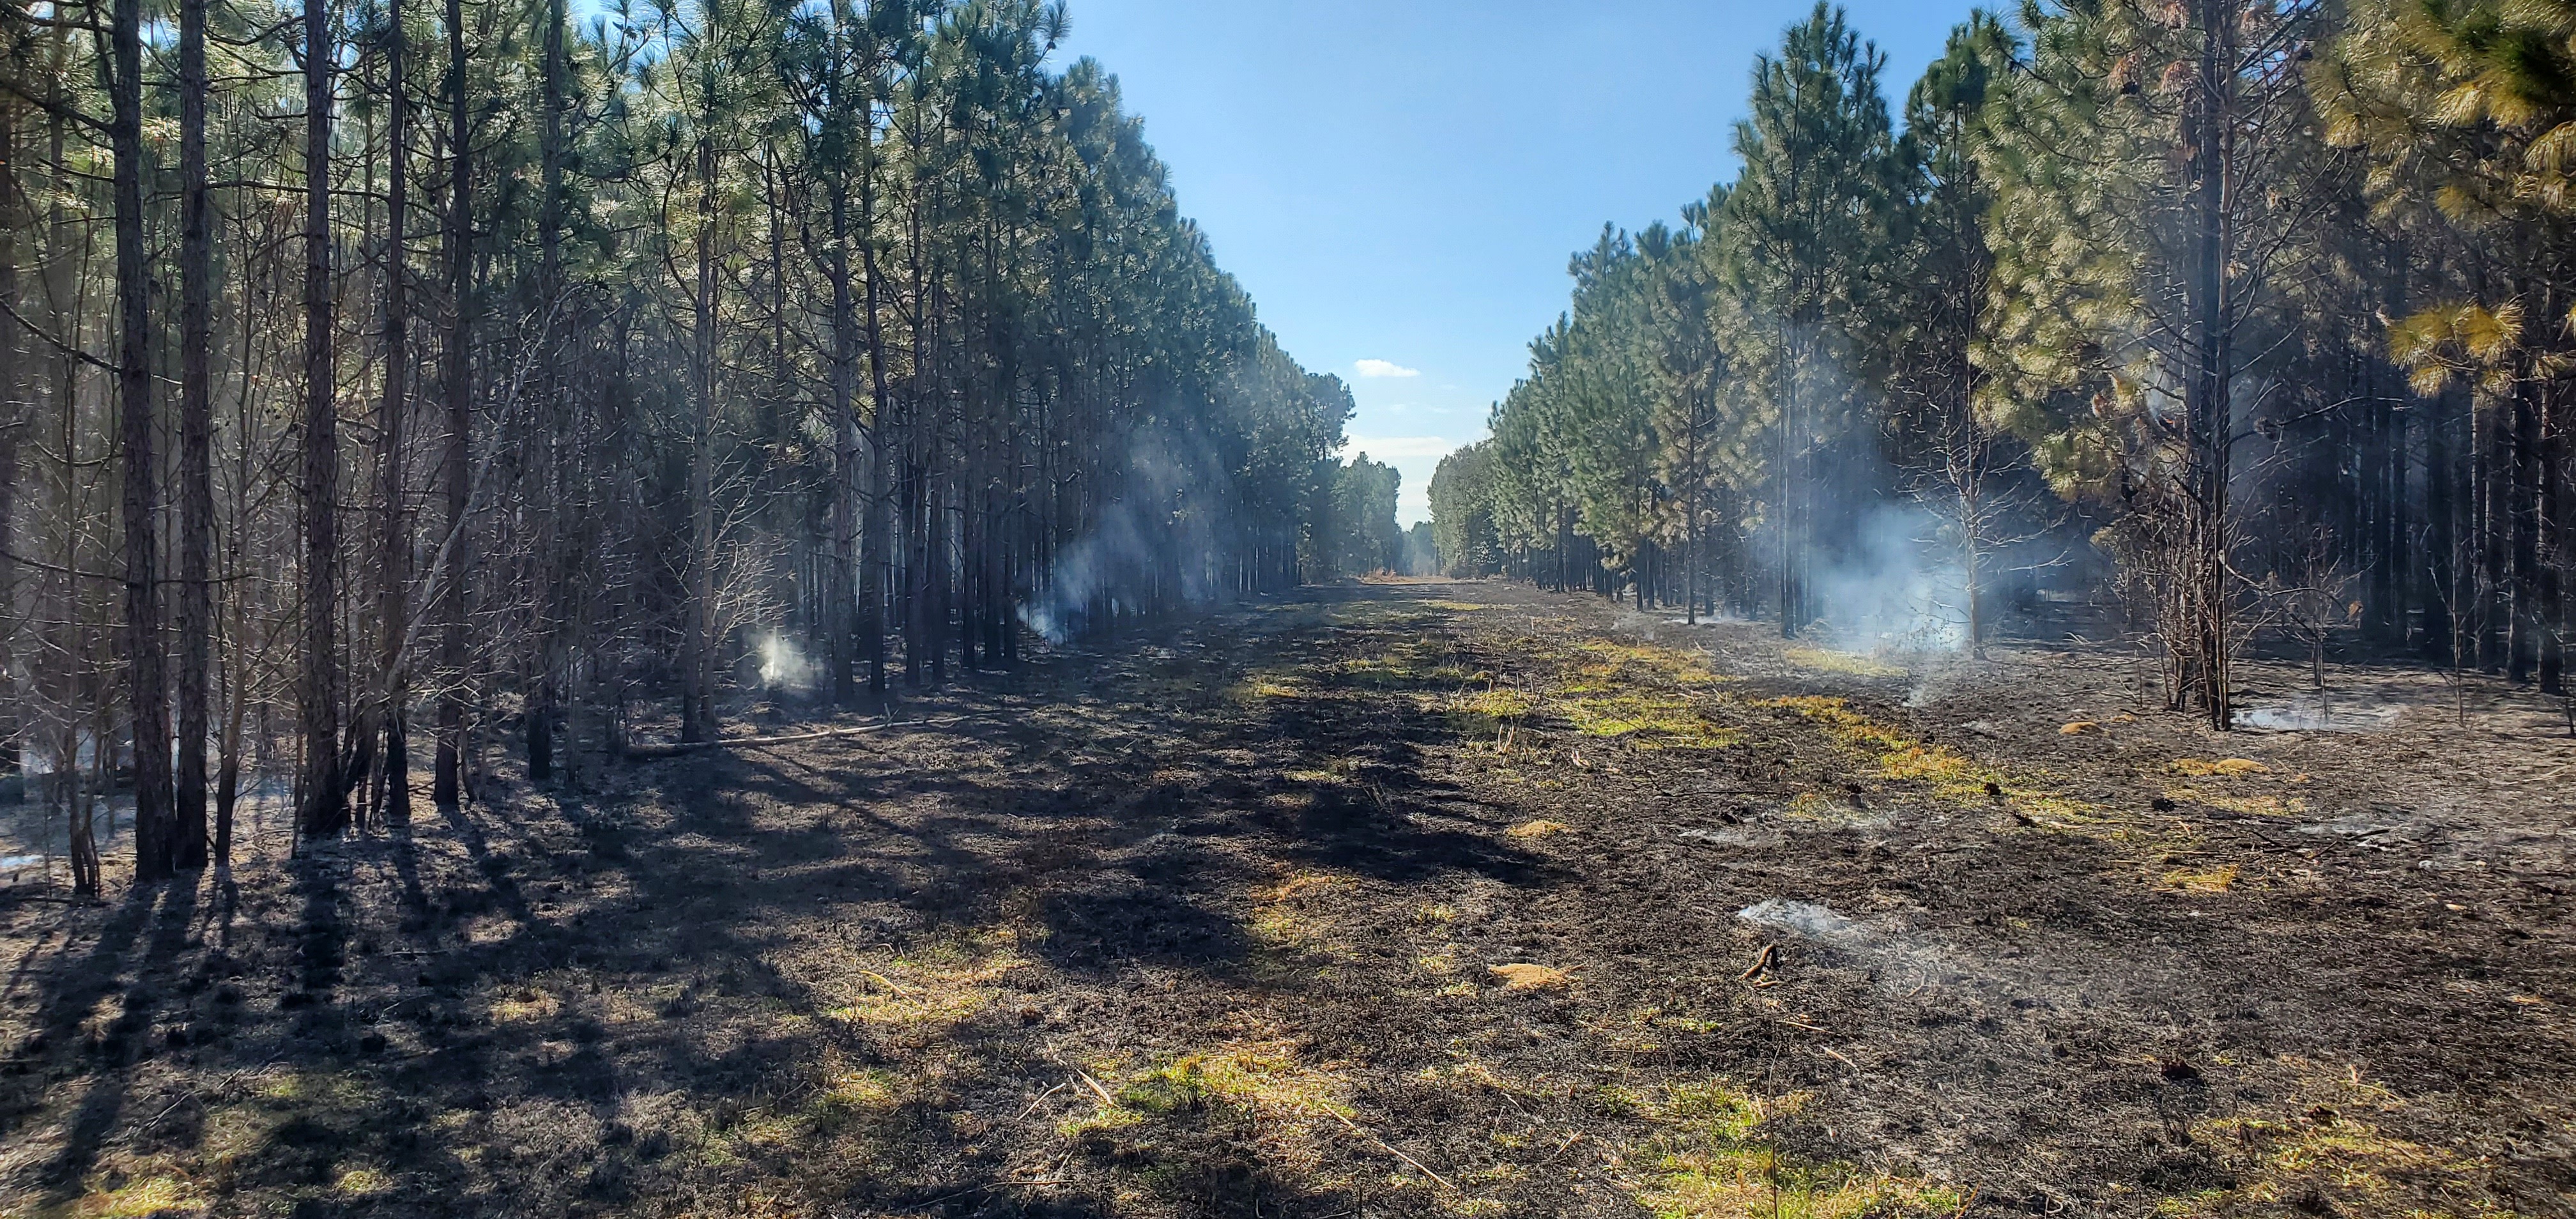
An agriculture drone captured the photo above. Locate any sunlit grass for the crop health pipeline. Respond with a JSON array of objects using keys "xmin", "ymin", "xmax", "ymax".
[
  {"xmin": 822, "ymin": 929, "xmax": 1031, "ymax": 1034},
  {"xmin": 1562, "ymin": 691, "xmax": 1741, "ymax": 749},
  {"xmin": 1256, "ymin": 870, "xmax": 1344, "ymax": 903},
  {"xmin": 1628, "ymin": 1082, "xmax": 1964, "ymax": 1219},
  {"xmin": 1335, "ymin": 641, "xmax": 1474, "ymax": 690},
  {"xmin": 1250, "ymin": 870, "xmax": 1355, "ymax": 962},
  {"xmin": 73, "ymin": 1174, "xmax": 204, "ymax": 1218},
  {"xmin": 2162, "ymin": 864, "xmax": 2240, "ymax": 893},
  {"xmin": 1782, "ymin": 646, "xmax": 1908, "ymax": 678},
  {"xmin": 2167, "ymin": 1061, "xmax": 2529, "ymax": 1218},
  {"xmin": 2172, "ymin": 757, "xmax": 2272, "ymax": 777},
  {"xmin": 491, "ymin": 988, "xmax": 561, "ymax": 1023},
  {"xmin": 1124, "ymin": 1044, "xmax": 1352, "ymax": 1119},
  {"xmin": 1234, "ymin": 676, "xmax": 1307, "ymax": 700},
  {"xmin": 1061, "ymin": 1040, "xmax": 1354, "ymax": 1152}
]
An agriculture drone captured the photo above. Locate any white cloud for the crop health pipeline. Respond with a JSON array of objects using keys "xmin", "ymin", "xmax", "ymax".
[
  {"xmin": 1338, "ymin": 435, "xmax": 1456, "ymax": 460},
  {"xmin": 1353, "ymin": 358, "xmax": 1421, "ymax": 379}
]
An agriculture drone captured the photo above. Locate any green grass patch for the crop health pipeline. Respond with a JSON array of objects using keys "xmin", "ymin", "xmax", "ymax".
[
  {"xmin": 1782, "ymin": 646, "xmax": 1910, "ymax": 678},
  {"xmin": 1630, "ymin": 1082, "xmax": 1963, "ymax": 1219}
]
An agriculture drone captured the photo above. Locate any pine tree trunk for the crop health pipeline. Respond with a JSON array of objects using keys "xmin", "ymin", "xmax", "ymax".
[
  {"xmin": 175, "ymin": 0, "xmax": 214, "ymax": 868},
  {"xmin": 2425, "ymin": 385, "xmax": 2458, "ymax": 658},
  {"xmin": 298, "ymin": 0, "xmax": 345, "ymax": 838},
  {"xmin": 860, "ymin": 113, "xmax": 892, "ymax": 701},
  {"xmin": 115, "ymin": 0, "xmax": 176, "ymax": 875},
  {"xmin": 827, "ymin": 38, "xmax": 860, "ymax": 706},
  {"xmin": 682, "ymin": 126, "xmax": 718, "ymax": 742},
  {"xmin": 0, "ymin": 76, "xmax": 19, "ymax": 790},
  {"xmin": 376, "ymin": 0, "xmax": 414, "ymax": 824},
  {"xmin": 530, "ymin": 0, "xmax": 567, "ymax": 776},
  {"xmin": 2183, "ymin": 0, "xmax": 2237, "ymax": 731},
  {"xmin": 434, "ymin": 0, "xmax": 473, "ymax": 803},
  {"xmin": 2511, "ymin": 371, "xmax": 2542, "ymax": 684}
]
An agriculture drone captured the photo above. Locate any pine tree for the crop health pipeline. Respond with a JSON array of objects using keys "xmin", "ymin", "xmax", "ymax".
[{"xmin": 1715, "ymin": 1, "xmax": 1898, "ymax": 636}]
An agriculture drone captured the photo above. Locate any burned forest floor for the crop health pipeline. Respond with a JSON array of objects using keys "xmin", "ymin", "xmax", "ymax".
[{"xmin": 3, "ymin": 579, "xmax": 2574, "ymax": 1218}]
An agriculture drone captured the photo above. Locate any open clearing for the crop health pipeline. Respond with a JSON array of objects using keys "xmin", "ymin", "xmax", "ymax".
[{"xmin": 3, "ymin": 580, "xmax": 2572, "ymax": 1217}]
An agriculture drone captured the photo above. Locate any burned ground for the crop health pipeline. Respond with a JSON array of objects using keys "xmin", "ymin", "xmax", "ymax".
[{"xmin": 2, "ymin": 580, "xmax": 2571, "ymax": 1218}]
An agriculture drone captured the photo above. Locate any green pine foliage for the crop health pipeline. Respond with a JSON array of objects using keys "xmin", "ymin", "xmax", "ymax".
[{"xmin": 1434, "ymin": 0, "xmax": 2576, "ymax": 709}]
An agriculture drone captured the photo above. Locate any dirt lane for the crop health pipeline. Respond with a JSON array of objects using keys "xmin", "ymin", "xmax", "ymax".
[{"xmin": 2, "ymin": 580, "xmax": 2570, "ymax": 1217}]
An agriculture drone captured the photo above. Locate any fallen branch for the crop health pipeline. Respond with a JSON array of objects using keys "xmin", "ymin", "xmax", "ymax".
[
  {"xmin": 1740, "ymin": 942, "xmax": 1779, "ymax": 981},
  {"xmin": 624, "ymin": 713, "xmax": 993, "ymax": 758},
  {"xmin": 859, "ymin": 970, "xmax": 916, "ymax": 998},
  {"xmin": 1073, "ymin": 1068, "xmax": 1119, "ymax": 1109},
  {"xmin": 1010, "ymin": 1081, "xmax": 1068, "ymax": 1124},
  {"xmin": 1332, "ymin": 1111, "xmax": 1458, "ymax": 1193}
]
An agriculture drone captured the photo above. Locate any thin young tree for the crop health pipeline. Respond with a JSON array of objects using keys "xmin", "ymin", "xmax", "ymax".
[{"xmin": 433, "ymin": 0, "xmax": 471, "ymax": 802}]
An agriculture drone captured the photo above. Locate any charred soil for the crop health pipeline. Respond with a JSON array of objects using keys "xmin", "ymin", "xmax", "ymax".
[{"xmin": 2, "ymin": 580, "xmax": 2571, "ymax": 1217}]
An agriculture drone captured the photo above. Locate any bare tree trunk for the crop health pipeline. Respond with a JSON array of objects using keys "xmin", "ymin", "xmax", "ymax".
[
  {"xmin": 113, "ymin": 0, "xmax": 176, "ymax": 877},
  {"xmin": 174, "ymin": 0, "xmax": 214, "ymax": 868},
  {"xmin": 0, "ymin": 61, "xmax": 20, "ymax": 790},
  {"xmin": 434, "ymin": 0, "xmax": 471, "ymax": 804},
  {"xmin": 681, "ymin": 124, "xmax": 718, "ymax": 742},
  {"xmin": 528, "ymin": 0, "xmax": 567, "ymax": 778},
  {"xmin": 2182, "ymin": 0, "xmax": 2238, "ymax": 732},
  {"xmin": 374, "ymin": 0, "xmax": 414, "ymax": 823},
  {"xmin": 2511, "ymin": 370, "xmax": 2542, "ymax": 684},
  {"xmin": 861, "ymin": 112, "xmax": 892, "ymax": 702},
  {"xmin": 828, "ymin": 74, "xmax": 861, "ymax": 707},
  {"xmin": 298, "ymin": 0, "xmax": 346, "ymax": 838}
]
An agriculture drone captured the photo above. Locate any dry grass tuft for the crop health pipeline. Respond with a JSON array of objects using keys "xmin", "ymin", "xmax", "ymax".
[
  {"xmin": 2172, "ymin": 758, "xmax": 2271, "ymax": 777},
  {"xmin": 73, "ymin": 1174, "xmax": 204, "ymax": 1218},
  {"xmin": 1487, "ymin": 963, "xmax": 1572, "ymax": 990},
  {"xmin": 1257, "ymin": 870, "xmax": 1344, "ymax": 903},
  {"xmin": 2162, "ymin": 864, "xmax": 2241, "ymax": 893},
  {"xmin": 2170, "ymin": 1061, "xmax": 2530, "ymax": 1218},
  {"xmin": 1783, "ymin": 647, "xmax": 1909, "ymax": 678},
  {"xmin": 1505, "ymin": 820, "xmax": 1571, "ymax": 839},
  {"xmin": 491, "ymin": 988, "xmax": 561, "ymax": 1023},
  {"xmin": 1233, "ymin": 675, "xmax": 1307, "ymax": 700}
]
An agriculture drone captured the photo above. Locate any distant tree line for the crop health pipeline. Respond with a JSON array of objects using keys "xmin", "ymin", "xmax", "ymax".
[
  {"xmin": 0, "ymin": 0, "xmax": 1382, "ymax": 892},
  {"xmin": 1431, "ymin": 0, "xmax": 2576, "ymax": 729}
]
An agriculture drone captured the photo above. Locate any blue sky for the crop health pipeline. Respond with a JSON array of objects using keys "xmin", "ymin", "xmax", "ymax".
[{"xmin": 1050, "ymin": 0, "xmax": 1979, "ymax": 523}]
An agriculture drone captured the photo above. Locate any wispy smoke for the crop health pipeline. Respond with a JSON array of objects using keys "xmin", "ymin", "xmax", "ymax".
[
  {"xmin": 755, "ymin": 631, "xmax": 822, "ymax": 694},
  {"xmin": 1022, "ymin": 427, "xmax": 1229, "ymax": 645},
  {"xmin": 1802, "ymin": 503, "xmax": 1966, "ymax": 652}
]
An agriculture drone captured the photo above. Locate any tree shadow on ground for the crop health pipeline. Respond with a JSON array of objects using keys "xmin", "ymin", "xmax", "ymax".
[{"xmin": 0, "ymin": 585, "xmax": 1559, "ymax": 1215}]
